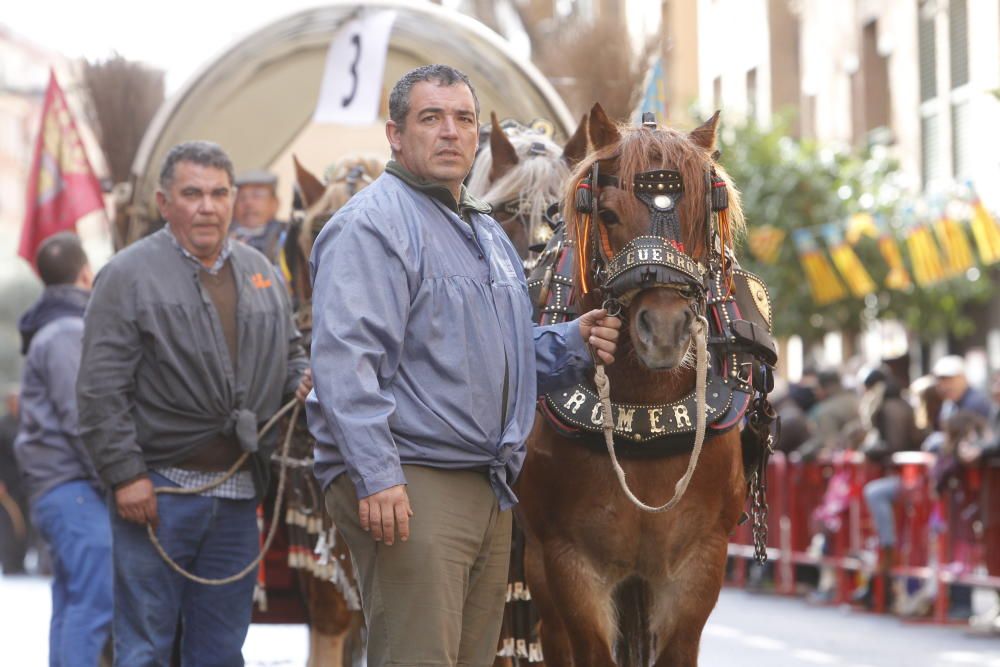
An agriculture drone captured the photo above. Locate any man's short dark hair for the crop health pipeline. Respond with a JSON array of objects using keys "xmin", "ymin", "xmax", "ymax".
[
  {"xmin": 388, "ymin": 64, "xmax": 480, "ymax": 127},
  {"xmin": 817, "ymin": 370, "xmax": 842, "ymax": 391},
  {"xmin": 36, "ymin": 232, "xmax": 88, "ymax": 287},
  {"xmin": 159, "ymin": 141, "xmax": 234, "ymax": 191}
]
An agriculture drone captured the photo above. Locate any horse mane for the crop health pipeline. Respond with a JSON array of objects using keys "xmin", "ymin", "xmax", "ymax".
[
  {"xmin": 563, "ymin": 123, "xmax": 745, "ymax": 296},
  {"xmin": 298, "ymin": 154, "xmax": 385, "ymax": 265},
  {"xmin": 467, "ymin": 128, "xmax": 570, "ymax": 247},
  {"xmin": 304, "ymin": 154, "xmax": 385, "ymax": 228}
]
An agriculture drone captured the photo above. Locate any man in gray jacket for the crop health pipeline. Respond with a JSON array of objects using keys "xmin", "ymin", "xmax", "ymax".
[
  {"xmin": 308, "ymin": 64, "xmax": 620, "ymax": 666},
  {"xmin": 15, "ymin": 232, "xmax": 111, "ymax": 667},
  {"xmin": 78, "ymin": 141, "xmax": 311, "ymax": 666}
]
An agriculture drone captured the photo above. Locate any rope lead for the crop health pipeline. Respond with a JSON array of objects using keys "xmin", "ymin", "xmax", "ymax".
[
  {"xmin": 147, "ymin": 399, "xmax": 301, "ymax": 586},
  {"xmin": 596, "ymin": 315, "xmax": 710, "ymax": 513}
]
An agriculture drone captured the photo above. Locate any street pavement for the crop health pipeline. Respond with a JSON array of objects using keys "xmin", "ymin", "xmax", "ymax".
[{"xmin": 2, "ymin": 574, "xmax": 998, "ymax": 665}]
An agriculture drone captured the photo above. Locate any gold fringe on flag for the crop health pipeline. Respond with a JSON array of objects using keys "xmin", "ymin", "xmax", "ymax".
[
  {"xmin": 905, "ymin": 226, "xmax": 947, "ymax": 286},
  {"xmin": 877, "ymin": 235, "xmax": 912, "ymax": 291},
  {"xmin": 934, "ymin": 216, "xmax": 976, "ymax": 277},
  {"xmin": 969, "ymin": 200, "xmax": 1000, "ymax": 265}
]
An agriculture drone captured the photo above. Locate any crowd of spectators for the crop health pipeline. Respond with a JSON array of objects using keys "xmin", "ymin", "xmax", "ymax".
[{"xmin": 773, "ymin": 355, "xmax": 1000, "ymax": 624}]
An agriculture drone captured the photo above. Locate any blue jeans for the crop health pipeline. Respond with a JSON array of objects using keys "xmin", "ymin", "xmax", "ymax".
[
  {"xmin": 864, "ymin": 475, "xmax": 901, "ymax": 548},
  {"xmin": 32, "ymin": 480, "xmax": 113, "ymax": 667},
  {"xmin": 110, "ymin": 472, "xmax": 259, "ymax": 667}
]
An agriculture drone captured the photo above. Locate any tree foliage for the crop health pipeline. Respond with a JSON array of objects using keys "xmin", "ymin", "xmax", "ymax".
[{"xmin": 719, "ymin": 117, "xmax": 992, "ymax": 343}]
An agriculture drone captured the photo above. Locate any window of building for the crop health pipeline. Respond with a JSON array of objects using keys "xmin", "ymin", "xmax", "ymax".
[
  {"xmin": 861, "ymin": 20, "xmax": 892, "ymax": 136},
  {"xmin": 921, "ymin": 113, "xmax": 945, "ymax": 188},
  {"xmin": 746, "ymin": 68, "xmax": 757, "ymax": 121},
  {"xmin": 951, "ymin": 99, "xmax": 971, "ymax": 179},
  {"xmin": 949, "ymin": 0, "xmax": 969, "ymax": 88},
  {"xmin": 918, "ymin": 7, "xmax": 937, "ymax": 102},
  {"xmin": 801, "ymin": 94, "xmax": 816, "ymax": 139}
]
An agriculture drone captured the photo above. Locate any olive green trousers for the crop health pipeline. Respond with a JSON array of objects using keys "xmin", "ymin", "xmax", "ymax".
[{"xmin": 326, "ymin": 465, "xmax": 512, "ymax": 666}]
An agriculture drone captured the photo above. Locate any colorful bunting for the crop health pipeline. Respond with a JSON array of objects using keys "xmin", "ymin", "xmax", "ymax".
[
  {"xmin": 820, "ymin": 224, "xmax": 876, "ymax": 297},
  {"xmin": 934, "ymin": 214, "xmax": 976, "ymax": 277},
  {"xmin": 747, "ymin": 225, "xmax": 786, "ymax": 264},
  {"xmin": 846, "ymin": 213, "xmax": 879, "ymax": 245},
  {"xmin": 750, "ymin": 186, "xmax": 998, "ymax": 305},
  {"xmin": 793, "ymin": 229, "xmax": 847, "ymax": 305},
  {"xmin": 969, "ymin": 197, "xmax": 1000, "ymax": 265},
  {"xmin": 905, "ymin": 225, "xmax": 947, "ymax": 287},
  {"xmin": 875, "ymin": 216, "xmax": 912, "ymax": 291}
]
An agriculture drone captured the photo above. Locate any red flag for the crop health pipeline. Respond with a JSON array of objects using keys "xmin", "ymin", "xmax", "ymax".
[{"xmin": 18, "ymin": 70, "xmax": 104, "ymax": 266}]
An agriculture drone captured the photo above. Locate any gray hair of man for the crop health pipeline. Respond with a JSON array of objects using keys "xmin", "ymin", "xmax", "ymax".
[
  {"xmin": 158, "ymin": 140, "xmax": 235, "ymax": 193},
  {"xmin": 388, "ymin": 64, "xmax": 480, "ymax": 128}
]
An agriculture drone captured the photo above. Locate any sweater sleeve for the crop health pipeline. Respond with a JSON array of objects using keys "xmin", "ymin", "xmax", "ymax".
[{"xmin": 77, "ymin": 262, "xmax": 146, "ymax": 488}]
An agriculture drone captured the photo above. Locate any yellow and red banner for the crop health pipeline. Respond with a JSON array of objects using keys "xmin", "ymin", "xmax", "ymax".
[
  {"xmin": 905, "ymin": 225, "xmax": 947, "ymax": 287},
  {"xmin": 875, "ymin": 216, "xmax": 912, "ymax": 291},
  {"xmin": 821, "ymin": 224, "xmax": 876, "ymax": 298},
  {"xmin": 934, "ymin": 214, "xmax": 976, "ymax": 277},
  {"xmin": 747, "ymin": 225, "xmax": 786, "ymax": 264},
  {"xmin": 969, "ymin": 197, "xmax": 1000, "ymax": 265},
  {"xmin": 18, "ymin": 70, "xmax": 104, "ymax": 267},
  {"xmin": 793, "ymin": 229, "xmax": 847, "ymax": 305}
]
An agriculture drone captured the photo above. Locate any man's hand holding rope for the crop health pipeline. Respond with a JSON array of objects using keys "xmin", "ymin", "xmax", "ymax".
[{"xmin": 578, "ymin": 308, "xmax": 622, "ymax": 365}]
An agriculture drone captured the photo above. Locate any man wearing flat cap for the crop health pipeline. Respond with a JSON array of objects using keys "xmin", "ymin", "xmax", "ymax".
[{"xmin": 231, "ymin": 169, "xmax": 287, "ymax": 265}]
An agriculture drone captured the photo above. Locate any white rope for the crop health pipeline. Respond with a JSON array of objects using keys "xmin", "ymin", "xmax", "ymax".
[
  {"xmin": 147, "ymin": 399, "xmax": 301, "ymax": 586},
  {"xmin": 595, "ymin": 315, "xmax": 710, "ymax": 513}
]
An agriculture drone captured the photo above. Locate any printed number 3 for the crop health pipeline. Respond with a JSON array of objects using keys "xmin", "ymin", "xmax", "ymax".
[{"xmin": 341, "ymin": 33, "xmax": 361, "ymax": 107}]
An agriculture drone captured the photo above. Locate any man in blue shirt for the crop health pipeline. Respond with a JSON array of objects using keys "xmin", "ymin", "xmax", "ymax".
[
  {"xmin": 307, "ymin": 64, "xmax": 620, "ymax": 665},
  {"xmin": 15, "ymin": 232, "xmax": 112, "ymax": 666}
]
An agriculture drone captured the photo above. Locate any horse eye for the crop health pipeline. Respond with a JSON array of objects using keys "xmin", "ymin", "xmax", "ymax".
[{"xmin": 598, "ymin": 209, "xmax": 620, "ymax": 226}]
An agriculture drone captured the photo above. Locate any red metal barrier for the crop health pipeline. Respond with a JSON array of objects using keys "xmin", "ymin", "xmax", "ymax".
[{"xmin": 727, "ymin": 451, "xmax": 1000, "ymax": 624}]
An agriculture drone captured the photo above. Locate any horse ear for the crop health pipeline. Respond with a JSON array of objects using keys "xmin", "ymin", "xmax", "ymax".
[
  {"xmin": 587, "ymin": 103, "xmax": 621, "ymax": 152},
  {"xmin": 488, "ymin": 112, "xmax": 519, "ymax": 182},
  {"xmin": 689, "ymin": 110, "xmax": 721, "ymax": 151},
  {"xmin": 562, "ymin": 114, "xmax": 589, "ymax": 167},
  {"xmin": 293, "ymin": 155, "xmax": 326, "ymax": 210}
]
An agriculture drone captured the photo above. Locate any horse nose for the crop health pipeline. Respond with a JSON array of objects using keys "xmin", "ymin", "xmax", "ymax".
[{"xmin": 635, "ymin": 305, "xmax": 692, "ymax": 348}]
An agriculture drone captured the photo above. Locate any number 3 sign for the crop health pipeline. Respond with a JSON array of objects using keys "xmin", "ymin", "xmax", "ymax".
[{"xmin": 314, "ymin": 11, "xmax": 397, "ymax": 125}]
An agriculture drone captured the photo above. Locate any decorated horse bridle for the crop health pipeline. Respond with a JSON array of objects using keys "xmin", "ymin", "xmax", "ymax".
[
  {"xmin": 572, "ymin": 115, "xmax": 733, "ymax": 319},
  {"xmin": 537, "ymin": 113, "xmax": 779, "ymax": 557}
]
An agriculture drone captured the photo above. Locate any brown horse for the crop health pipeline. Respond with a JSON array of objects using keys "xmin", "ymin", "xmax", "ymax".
[{"xmin": 516, "ymin": 105, "xmax": 764, "ymax": 666}]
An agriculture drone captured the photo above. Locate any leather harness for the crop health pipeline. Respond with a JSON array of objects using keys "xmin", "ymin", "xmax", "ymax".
[{"xmin": 527, "ymin": 118, "xmax": 778, "ymax": 463}]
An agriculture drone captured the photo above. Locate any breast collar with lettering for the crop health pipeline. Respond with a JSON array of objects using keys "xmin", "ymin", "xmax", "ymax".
[
  {"xmin": 528, "ymin": 262, "xmax": 752, "ymax": 455},
  {"xmin": 527, "ymin": 154, "xmax": 770, "ymax": 454}
]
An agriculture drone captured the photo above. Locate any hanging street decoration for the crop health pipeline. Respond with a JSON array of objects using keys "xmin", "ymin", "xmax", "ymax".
[
  {"xmin": 792, "ymin": 229, "xmax": 847, "ymax": 305},
  {"xmin": 821, "ymin": 223, "xmax": 876, "ymax": 297},
  {"xmin": 750, "ymin": 186, "xmax": 1000, "ymax": 305}
]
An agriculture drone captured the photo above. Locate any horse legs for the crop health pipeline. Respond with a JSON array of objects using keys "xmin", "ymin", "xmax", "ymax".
[
  {"xmin": 523, "ymin": 539, "xmax": 572, "ymax": 667},
  {"xmin": 649, "ymin": 538, "xmax": 729, "ymax": 667},
  {"xmin": 533, "ymin": 541, "xmax": 618, "ymax": 667},
  {"xmin": 309, "ymin": 628, "xmax": 345, "ymax": 667},
  {"xmin": 301, "ymin": 573, "xmax": 358, "ymax": 667}
]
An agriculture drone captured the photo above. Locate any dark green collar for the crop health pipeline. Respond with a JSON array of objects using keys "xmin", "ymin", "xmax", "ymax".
[{"xmin": 385, "ymin": 160, "xmax": 491, "ymax": 219}]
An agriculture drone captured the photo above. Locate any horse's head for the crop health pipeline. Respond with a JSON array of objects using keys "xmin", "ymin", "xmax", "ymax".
[
  {"xmin": 467, "ymin": 112, "xmax": 587, "ymax": 261},
  {"xmin": 289, "ymin": 155, "xmax": 384, "ymax": 306},
  {"xmin": 567, "ymin": 104, "xmax": 744, "ymax": 372}
]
